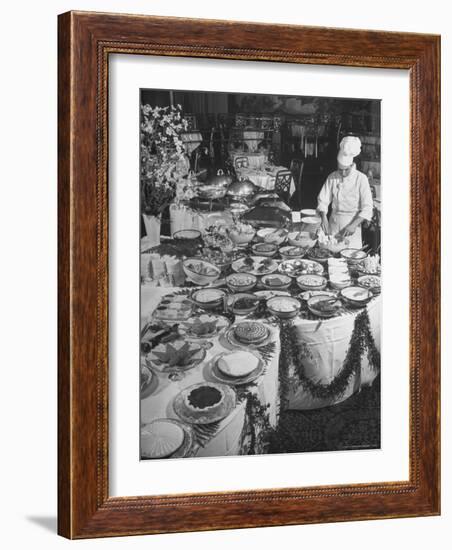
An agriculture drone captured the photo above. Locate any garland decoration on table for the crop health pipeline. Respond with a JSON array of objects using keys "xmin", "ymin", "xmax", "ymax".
[{"xmin": 281, "ymin": 308, "xmax": 380, "ymax": 401}]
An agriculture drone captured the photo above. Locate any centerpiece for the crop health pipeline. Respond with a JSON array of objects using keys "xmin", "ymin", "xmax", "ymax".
[{"xmin": 140, "ymin": 104, "xmax": 189, "ymax": 246}]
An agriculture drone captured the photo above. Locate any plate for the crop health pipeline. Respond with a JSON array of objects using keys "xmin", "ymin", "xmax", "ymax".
[
  {"xmin": 179, "ymin": 314, "xmax": 230, "ymax": 339},
  {"xmin": 231, "ymin": 256, "xmax": 279, "ymax": 276},
  {"xmin": 147, "ymin": 340, "xmax": 206, "ymax": 373},
  {"xmin": 278, "ymin": 258, "xmax": 324, "ymax": 277},
  {"xmin": 141, "ymin": 419, "xmax": 194, "ymax": 459},
  {"xmin": 140, "ymin": 419, "xmax": 185, "ymax": 459},
  {"xmin": 140, "ymin": 363, "xmax": 159, "ymax": 399},
  {"xmin": 173, "ymin": 383, "xmax": 236, "ymax": 425},
  {"xmin": 224, "ymin": 324, "xmax": 272, "ymax": 349},
  {"xmin": 209, "ymin": 352, "xmax": 265, "ymax": 386}
]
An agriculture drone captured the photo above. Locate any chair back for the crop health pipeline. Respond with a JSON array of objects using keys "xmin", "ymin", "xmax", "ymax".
[
  {"xmin": 289, "ymin": 159, "xmax": 304, "ymax": 208},
  {"xmin": 234, "ymin": 156, "xmax": 249, "ymax": 170},
  {"xmin": 274, "ymin": 170, "xmax": 293, "ymax": 202}
]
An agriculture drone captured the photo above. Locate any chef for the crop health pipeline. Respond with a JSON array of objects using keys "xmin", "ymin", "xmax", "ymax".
[{"xmin": 317, "ymin": 136, "xmax": 373, "ymax": 249}]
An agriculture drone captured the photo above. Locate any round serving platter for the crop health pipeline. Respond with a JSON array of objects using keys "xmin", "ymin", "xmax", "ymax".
[
  {"xmin": 141, "ymin": 418, "xmax": 194, "ymax": 459},
  {"xmin": 207, "ymin": 352, "xmax": 265, "ymax": 386},
  {"xmin": 173, "ymin": 382, "xmax": 236, "ymax": 425}
]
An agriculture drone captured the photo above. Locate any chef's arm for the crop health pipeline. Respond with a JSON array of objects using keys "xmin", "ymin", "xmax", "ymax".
[
  {"xmin": 339, "ymin": 214, "xmax": 365, "ymax": 237},
  {"xmin": 319, "ymin": 211, "xmax": 330, "ymax": 234}
]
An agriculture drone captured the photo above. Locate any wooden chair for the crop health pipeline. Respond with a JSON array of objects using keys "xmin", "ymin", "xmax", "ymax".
[
  {"xmin": 274, "ymin": 169, "xmax": 293, "ymax": 203},
  {"xmin": 234, "ymin": 156, "xmax": 249, "ymax": 170},
  {"xmin": 290, "ymin": 158, "xmax": 304, "ymax": 209}
]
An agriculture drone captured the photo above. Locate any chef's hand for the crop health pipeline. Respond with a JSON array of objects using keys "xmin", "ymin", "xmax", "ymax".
[
  {"xmin": 339, "ymin": 222, "xmax": 358, "ymax": 237},
  {"xmin": 320, "ymin": 214, "xmax": 330, "ymax": 235}
]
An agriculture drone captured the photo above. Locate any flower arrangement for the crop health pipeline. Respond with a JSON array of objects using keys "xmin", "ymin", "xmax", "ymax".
[{"xmin": 140, "ymin": 104, "xmax": 189, "ymax": 216}]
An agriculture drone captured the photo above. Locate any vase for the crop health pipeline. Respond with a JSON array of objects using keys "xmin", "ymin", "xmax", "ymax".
[{"xmin": 142, "ymin": 214, "xmax": 161, "ymax": 247}]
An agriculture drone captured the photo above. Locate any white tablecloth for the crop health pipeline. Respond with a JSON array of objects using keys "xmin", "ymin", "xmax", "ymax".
[
  {"xmin": 287, "ymin": 296, "xmax": 381, "ymax": 410},
  {"xmin": 237, "ymin": 166, "xmax": 296, "ymax": 196},
  {"xmin": 169, "ymin": 203, "xmax": 235, "ymax": 236},
  {"xmin": 242, "ymin": 131, "xmax": 265, "ymax": 152},
  {"xmin": 181, "ymin": 132, "xmax": 203, "ymax": 155},
  {"xmin": 140, "ymin": 287, "xmax": 281, "ymax": 457},
  {"xmin": 230, "ymin": 151, "xmax": 266, "ymax": 170}
]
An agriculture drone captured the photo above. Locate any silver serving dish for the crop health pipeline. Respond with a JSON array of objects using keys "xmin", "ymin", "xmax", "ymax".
[
  {"xmin": 206, "ymin": 169, "xmax": 233, "ymax": 187},
  {"xmin": 227, "ymin": 177, "xmax": 258, "ymax": 199}
]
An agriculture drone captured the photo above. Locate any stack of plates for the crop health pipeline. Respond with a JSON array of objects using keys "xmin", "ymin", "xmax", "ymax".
[{"xmin": 210, "ymin": 351, "xmax": 264, "ymax": 386}]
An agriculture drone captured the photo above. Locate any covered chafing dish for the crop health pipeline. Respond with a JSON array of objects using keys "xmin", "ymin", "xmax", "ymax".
[{"xmin": 226, "ymin": 176, "xmax": 258, "ymax": 200}]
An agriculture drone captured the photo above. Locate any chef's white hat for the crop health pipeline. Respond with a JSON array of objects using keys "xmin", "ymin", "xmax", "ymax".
[{"xmin": 337, "ymin": 136, "xmax": 362, "ymax": 167}]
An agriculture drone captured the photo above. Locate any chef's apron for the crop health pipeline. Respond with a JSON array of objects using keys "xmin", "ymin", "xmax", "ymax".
[{"xmin": 328, "ymin": 172, "xmax": 363, "ymax": 249}]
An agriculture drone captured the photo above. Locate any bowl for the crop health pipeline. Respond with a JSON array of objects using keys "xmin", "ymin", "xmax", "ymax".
[
  {"xmin": 296, "ymin": 274, "xmax": 328, "ymax": 291},
  {"xmin": 357, "ymin": 274, "xmax": 381, "ymax": 294},
  {"xmin": 226, "ymin": 273, "xmax": 257, "ymax": 293},
  {"xmin": 173, "ymin": 229, "xmax": 202, "ymax": 241},
  {"xmin": 251, "ymin": 242, "xmax": 278, "ymax": 257},
  {"xmin": 288, "ymin": 231, "xmax": 317, "ymax": 248},
  {"xmin": 260, "ymin": 273, "xmax": 292, "ymax": 291},
  {"xmin": 256, "ymin": 227, "xmax": 288, "ymax": 246},
  {"xmin": 228, "ymin": 225, "xmax": 256, "ymax": 246},
  {"xmin": 307, "ymin": 294, "xmax": 342, "ymax": 318},
  {"xmin": 340, "ymin": 286, "xmax": 373, "ymax": 308},
  {"xmin": 279, "ymin": 245, "xmax": 307, "ymax": 261},
  {"xmin": 266, "ymin": 296, "xmax": 301, "ymax": 319},
  {"xmin": 183, "ymin": 258, "xmax": 221, "ymax": 286},
  {"xmin": 340, "ymin": 248, "xmax": 368, "ymax": 264},
  {"xmin": 300, "ymin": 216, "xmax": 321, "ymax": 233},
  {"xmin": 191, "ymin": 288, "xmax": 226, "ymax": 310},
  {"xmin": 226, "ymin": 293, "xmax": 260, "ymax": 315}
]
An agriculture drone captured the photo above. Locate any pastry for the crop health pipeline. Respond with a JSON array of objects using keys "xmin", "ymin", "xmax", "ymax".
[
  {"xmin": 141, "ymin": 420, "xmax": 184, "ymax": 459},
  {"xmin": 217, "ymin": 351, "xmax": 259, "ymax": 378},
  {"xmin": 234, "ymin": 321, "xmax": 268, "ymax": 344}
]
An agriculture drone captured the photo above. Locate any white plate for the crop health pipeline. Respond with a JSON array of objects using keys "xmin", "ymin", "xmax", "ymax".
[{"xmin": 231, "ymin": 256, "xmax": 279, "ymax": 276}]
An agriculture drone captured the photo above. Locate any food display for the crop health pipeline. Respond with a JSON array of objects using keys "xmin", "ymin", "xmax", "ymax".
[
  {"xmin": 260, "ymin": 273, "xmax": 292, "ymax": 290},
  {"xmin": 307, "ymin": 246, "xmax": 333, "ymax": 263},
  {"xmin": 279, "ymin": 245, "xmax": 307, "ymax": 260},
  {"xmin": 182, "ymin": 258, "xmax": 221, "ymax": 285},
  {"xmin": 266, "ymin": 296, "xmax": 301, "ymax": 319},
  {"xmin": 355, "ymin": 254, "xmax": 381, "ymax": 275},
  {"xmin": 217, "ymin": 351, "xmax": 259, "ymax": 378},
  {"xmin": 278, "ymin": 259, "xmax": 324, "ymax": 277},
  {"xmin": 340, "ymin": 248, "xmax": 368, "ymax": 264},
  {"xmin": 226, "ymin": 293, "xmax": 260, "ymax": 315},
  {"xmin": 173, "ymin": 382, "xmax": 236, "ymax": 424},
  {"xmin": 180, "ymin": 314, "xmax": 229, "ymax": 338},
  {"xmin": 296, "ymin": 274, "xmax": 328, "ymax": 291},
  {"xmin": 228, "ymin": 222, "xmax": 256, "ymax": 246},
  {"xmin": 233, "ymin": 321, "xmax": 269, "ymax": 344},
  {"xmin": 140, "ymin": 420, "xmax": 185, "ymax": 459},
  {"xmin": 153, "ymin": 295, "xmax": 193, "ymax": 322},
  {"xmin": 287, "ymin": 231, "xmax": 317, "ymax": 248},
  {"xmin": 191, "ymin": 288, "xmax": 226, "ymax": 309},
  {"xmin": 340, "ymin": 286, "xmax": 373, "ymax": 307},
  {"xmin": 173, "ymin": 229, "xmax": 202, "ymax": 241},
  {"xmin": 251, "ymin": 242, "xmax": 278, "ymax": 257},
  {"xmin": 256, "ymin": 227, "xmax": 288, "ymax": 245},
  {"xmin": 307, "ymin": 294, "xmax": 342, "ymax": 318},
  {"xmin": 148, "ymin": 341, "xmax": 206, "ymax": 372},
  {"xmin": 232, "ymin": 255, "xmax": 278, "ymax": 276},
  {"xmin": 226, "ymin": 272, "xmax": 257, "ymax": 292},
  {"xmin": 327, "ymin": 258, "xmax": 352, "ymax": 289},
  {"xmin": 357, "ymin": 274, "xmax": 381, "ymax": 294}
]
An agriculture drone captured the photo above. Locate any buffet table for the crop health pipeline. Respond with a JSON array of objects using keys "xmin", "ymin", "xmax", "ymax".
[{"xmin": 141, "ymin": 286, "xmax": 281, "ymax": 458}]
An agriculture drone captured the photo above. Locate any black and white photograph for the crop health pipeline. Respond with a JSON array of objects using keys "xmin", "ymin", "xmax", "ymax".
[{"xmin": 139, "ymin": 88, "xmax": 381, "ymax": 460}]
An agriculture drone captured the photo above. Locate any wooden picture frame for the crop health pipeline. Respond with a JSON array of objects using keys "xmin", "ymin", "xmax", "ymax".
[{"xmin": 58, "ymin": 11, "xmax": 440, "ymax": 539}]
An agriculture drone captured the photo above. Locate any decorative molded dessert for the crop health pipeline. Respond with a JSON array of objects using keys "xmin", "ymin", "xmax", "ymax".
[
  {"xmin": 217, "ymin": 351, "xmax": 259, "ymax": 378},
  {"xmin": 184, "ymin": 384, "xmax": 225, "ymax": 414},
  {"xmin": 141, "ymin": 420, "xmax": 185, "ymax": 459},
  {"xmin": 234, "ymin": 321, "xmax": 268, "ymax": 344}
]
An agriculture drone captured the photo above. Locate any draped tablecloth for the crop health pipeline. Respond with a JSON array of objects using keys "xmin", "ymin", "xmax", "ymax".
[
  {"xmin": 169, "ymin": 203, "xmax": 234, "ymax": 236},
  {"xmin": 242, "ymin": 130, "xmax": 265, "ymax": 152},
  {"xmin": 287, "ymin": 296, "xmax": 381, "ymax": 410},
  {"xmin": 181, "ymin": 132, "xmax": 203, "ymax": 155},
  {"xmin": 237, "ymin": 166, "xmax": 296, "ymax": 196},
  {"xmin": 230, "ymin": 151, "xmax": 266, "ymax": 170},
  {"xmin": 140, "ymin": 286, "xmax": 281, "ymax": 457}
]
